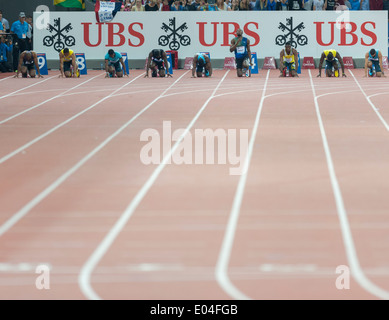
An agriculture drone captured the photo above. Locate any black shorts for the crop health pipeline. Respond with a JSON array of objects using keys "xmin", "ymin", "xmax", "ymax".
[
  {"xmin": 235, "ymin": 56, "xmax": 248, "ymax": 69},
  {"xmin": 370, "ymin": 60, "xmax": 381, "ymax": 73},
  {"xmin": 325, "ymin": 59, "xmax": 338, "ymax": 70},
  {"xmin": 152, "ymin": 59, "xmax": 165, "ymax": 71},
  {"xmin": 63, "ymin": 61, "xmax": 72, "ymax": 72},
  {"xmin": 109, "ymin": 61, "xmax": 122, "ymax": 72},
  {"xmin": 23, "ymin": 63, "xmax": 35, "ymax": 71},
  {"xmin": 196, "ymin": 64, "xmax": 204, "ymax": 73}
]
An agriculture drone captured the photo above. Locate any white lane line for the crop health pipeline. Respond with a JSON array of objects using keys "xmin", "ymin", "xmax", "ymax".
[
  {"xmin": 0, "ymin": 75, "xmax": 14, "ymax": 82},
  {"xmin": 215, "ymin": 70, "xmax": 270, "ymax": 301},
  {"xmin": 309, "ymin": 70, "xmax": 389, "ymax": 300},
  {"xmin": 0, "ymin": 73, "xmax": 104, "ymax": 125},
  {"xmin": 0, "ymin": 73, "xmax": 143, "ymax": 164},
  {"xmin": 349, "ymin": 70, "xmax": 389, "ymax": 131},
  {"xmin": 0, "ymin": 72, "xmax": 188, "ymax": 238},
  {"xmin": 0, "ymin": 76, "xmax": 57, "ymax": 100},
  {"xmin": 78, "ymin": 70, "xmax": 229, "ymax": 301}
]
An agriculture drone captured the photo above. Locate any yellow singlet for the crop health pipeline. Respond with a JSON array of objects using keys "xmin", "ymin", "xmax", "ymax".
[
  {"xmin": 324, "ymin": 49, "xmax": 337, "ymax": 60},
  {"xmin": 61, "ymin": 49, "xmax": 74, "ymax": 61},
  {"xmin": 282, "ymin": 49, "xmax": 295, "ymax": 63}
]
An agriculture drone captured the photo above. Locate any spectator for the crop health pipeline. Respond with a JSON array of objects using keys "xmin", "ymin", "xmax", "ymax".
[
  {"xmin": 268, "ymin": 0, "xmax": 277, "ymax": 9},
  {"xmin": 0, "ymin": 10, "xmax": 9, "ymax": 33},
  {"xmin": 344, "ymin": 0, "xmax": 352, "ymax": 8},
  {"xmin": 249, "ymin": 0, "xmax": 257, "ymax": 8},
  {"xmin": 230, "ymin": 0, "xmax": 241, "ymax": 9},
  {"xmin": 181, "ymin": 0, "xmax": 191, "ymax": 10},
  {"xmin": 369, "ymin": 0, "xmax": 383, "ymax": 9},
  {"xmin": 121, "ymin": 0, "xmax": 133, "ymax": 10},
  {"xmin": 0, "ymin": 21, "xmax": 4, "ymax": 34},
  {"xmin": 207, "ymin": 0, "xmax": 218, "ymax": 10},
  {"xmin": 11, "ymin": 12, "xmax": 29, "ymax": 72},
  {"xmin": 170, "ymin": 0, "xmax": 182, "ymax": 9},
  {"xmin": 145, "ymin": 0, "xmax": 159, "ymax": 10},
  {"xmin": 313, "ymin": 0, "xmax": 325, "ymax": 8},
  {"xmin": 360, "ymin": 0, "xmax": 369, "ymax": 9},
  {"xmin": 161, "ymin": 0, "xmax": 171, "ymax": 9},
  {"xmin": 304, "ymin": 0, "xmax": 314, "ymax": 9},
  {"xmin": 216, "ymin": 0, "xmax": 231, "ymax": 9},
  {"xmin": 190, "ymin": 0, "xmax": 201, "ymax": 10},
  {"xmin": 197, "ymin": 0, "xmax": 209, "ymax": 10},
  {"xmin": 254, "ymin": 0, "xmax": 268, "ymax": 8},
  {"xmin": 0, "ymin": 35, "xmax": 13, "ymax": 72},
  {"xmin": 26, "ymin": 15, "xmax": 33, "ymax": 50},
  {"xmin": 289, "ymin": 0, "xmax": 304, "ymax": 9},
  {"xmin": 324, "ymin": 0, "xmax": 336, "ymax": 9},
  {"xmin": 280, "ymin": 0, "xmax": 288, "ymax": 9},
  {"xmin": 240, "ymin": 0, "xmax": 251, "ymax": 9},
  {"xmin": 383, "ymin": 0, "xmax": 389, "ymax": 17},
  {"xmin": 349, "ymin": 0, "xmax": 360, "ymax": 9},
  {"xmin": 132, "ymin": 0, "xmax": 145, "ymax": 10}
]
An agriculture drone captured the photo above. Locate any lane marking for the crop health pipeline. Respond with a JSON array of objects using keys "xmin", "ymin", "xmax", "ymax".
[
  {"xmin": 79, "ymin": 70, "xmax": 229, "ymax": 300},
  {"xmin": 215, "ymin": 70, "xmax": 270, "ymax": 301},
  {"xmin": 349, "ymin": 70, "xmax": 389, "ymax": 131},
  {"xmin": 309, "ymin": 70, "xmax": 389, "ymax": 300},
  {"xmin": 0, "ymin": 72, "xmax": 188, "ymax": 241},
  {"xmin": 0, "ymin": 76, "xmax": 57, "ymax": 100},
  {"xmin": 0, "ymin": 73, "xmax": 143, "ymax": 164},
  {"xmin": 0, "ymin": 73, "xmax": 104, "ymax": 125}
]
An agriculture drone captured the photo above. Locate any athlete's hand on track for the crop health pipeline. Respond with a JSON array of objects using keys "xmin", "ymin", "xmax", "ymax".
[
  {"xmin": 38, "ymin": 75, "xmax": 43, "ymax": 78},
  {"xmin": 13, "ymin": 73, "xmax": 19, "ymax": 78},
  {"xmin": 144, "ymin": 73, "xmax": 149, "ymax": 78},
  {"xmin": 317, "ymin": 74, "xmax": 321, "ymax": 77},
  {"xmin": 342, "ymin": 73, "xmax": 347, "ymax": 77},
  {"xmin": 58, "ymin": 74, "xmax": 64, "ymax": 78},
  {"xmin": 166, "ymin": 73, "xmax": 173, "ymax": 78}
]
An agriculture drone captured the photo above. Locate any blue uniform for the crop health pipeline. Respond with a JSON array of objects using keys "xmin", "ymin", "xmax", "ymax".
[
  {"xmin": 0, "ymin": 42, "xmax": 13, "ymax": 62},
  {"xmin": 368, "ymin": 50, "xmax": 381, "ymax": 74},
  {"xmin": 105, "ymin": 52, "xmax": 123, "ymax": 72},
  {"xmin": 10, "ymin": 20, "xmax": 29, "ymax": 39},
  {"xmin": 196, "ymin": 53, "xmax": 209, "ymax": 76},
  {"xmin": 234, "ymin": 37, "xmax": 249, "ymax": 70}
]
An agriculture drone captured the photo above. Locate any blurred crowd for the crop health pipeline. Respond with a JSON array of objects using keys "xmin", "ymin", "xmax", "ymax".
[{"xmin": 0, "ymin": 10, "xmax": 33, "ymax": 72}]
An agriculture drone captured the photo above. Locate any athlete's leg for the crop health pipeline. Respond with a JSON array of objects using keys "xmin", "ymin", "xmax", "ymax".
[{"xmin": 20, "ymin": 65, "xmax": 28, "ymax": 78}]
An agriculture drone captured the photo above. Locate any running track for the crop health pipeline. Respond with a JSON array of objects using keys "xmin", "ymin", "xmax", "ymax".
[{"xmin": 0, "ymin": 69, "xmax": 389, "ymax": 300}]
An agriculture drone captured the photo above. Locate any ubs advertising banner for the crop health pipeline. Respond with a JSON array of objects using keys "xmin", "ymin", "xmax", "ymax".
[{"xmin": 34, "ymin": 11, "xmax": 388, "ymax": 60}]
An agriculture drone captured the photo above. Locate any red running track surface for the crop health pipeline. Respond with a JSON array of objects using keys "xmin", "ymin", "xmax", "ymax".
[{"xmin": 0, "ymin": 69, "xmax": 389, "ymax": 300}]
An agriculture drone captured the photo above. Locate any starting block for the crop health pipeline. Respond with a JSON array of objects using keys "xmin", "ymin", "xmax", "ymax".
[
  {"xmin": 382, "ymin": 56, "xmax": 389, "ymax": 69},
  {"xmin": 343, "ymin": 57, "xmax": 354, "ymax": 69},
  {"xmin": 224, "ymin": 57, "xmax": 236, "ymax": 70},
  {"xmin": 75, "ymin": 53, "xmax": 87, "ymax": 75},
  {"xmin": 184, "ymin": 57, "xmax": 194, "ymax": 70},
  {"xmin": 302, "ymin": 56, "xmax": 315, "ymax": 69},
  {"xmin": 262, "ymin": 57, "xmax": 277, "ymax": 69}
]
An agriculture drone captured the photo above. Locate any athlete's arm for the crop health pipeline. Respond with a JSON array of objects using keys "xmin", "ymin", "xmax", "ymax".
[
  {"xmin": 317, "ymin": 52, "xmax": 325, "ymax": 77},
  {"xmin": 378, "ymin": 51, "xmax": 385, "ymax": 76},
  {"xmin": 105, "ymin": 59, "xmax": 110, "ymax": 77},
  {"xmin": 336, "ymin": 52, "xmax": 346, "ymax": 77},
  {"xmin": 59, "ymin": 53, "xmax": 64, "ymax": 77},
  {"xmin": 230, "ymin": 37, "xmax": 240, "ymax": 53},
  {"xmin": 120, "ymin": 57, "xmax": 128, "ymax": 76},
  {"xmin": 32, "ymin": 52, "xmax": 43, "ymax": 78},
  {"xmin": 145, "ymin": 51, "xmax": 152, "ymax": 77},
  {"xmin": 192, "ymin": 55, "xmax": 198, "ymax": 77},
  {"xmin": 293, "ymin": 49, "xmax": 299, "ymax": 72},
  {"xmin": 364, "ymin": 52, "xmax": 369, "ymax": 77},
  {"xmin": 71, "ymin": 53, "xmax": 78, "ymax": 77},
  {"xmin": 279, "ymin": 50, "xmax": 284, "ymax": 72},
  {"xmin": 15, "ymin": 52, "xmax": 24, "ymax": 78},
  {"xmin": 246, "ymin": 39, "xmax": 252, "ymax": 65},
  {"xmin": 206, "ymin": 56, "xmax": 212, "ymax": 77},
  {"xmin": 162, "ymin": 51, "xmax": 171, "ymax": 77}
]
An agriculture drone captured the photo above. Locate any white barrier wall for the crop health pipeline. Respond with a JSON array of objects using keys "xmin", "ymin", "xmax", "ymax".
[{"xmin": 34, "ymin": 11, "xmax": 388, "ymax": 60}]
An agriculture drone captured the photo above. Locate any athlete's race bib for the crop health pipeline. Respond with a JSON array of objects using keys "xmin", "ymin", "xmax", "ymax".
[{"xmin": 236, "ymin": 46, "xmax": 245, "ymax": 54}]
